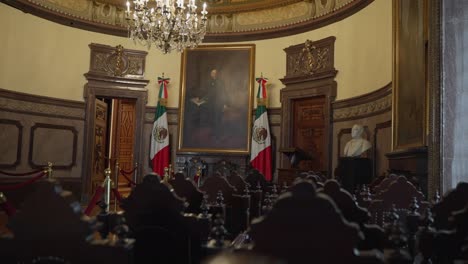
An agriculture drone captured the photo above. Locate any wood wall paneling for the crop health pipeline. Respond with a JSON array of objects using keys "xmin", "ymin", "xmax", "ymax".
[
  {"xmin": 0, "ymin": 89, "xmax": 85, "ymax": 179},
  {"xmin": 373, "ymin": 120, "xmax": 392, "ymax": 177},
  {"xmin": 0, "ymin": 89, "xmax": 85, "ymax": 200},
  {"xmin": 28, "ymin": 123, "xmax": 78, "ymax": 170},
  {"xmin": 0, "ymin": 119, "xmax": 22, "ymax": 168}
]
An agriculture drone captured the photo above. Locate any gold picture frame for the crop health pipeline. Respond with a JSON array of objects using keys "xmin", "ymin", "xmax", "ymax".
[
  {"xmin": 392, "ymin": 0, "xmax": 428, "ymax": 150},
  {"xmin": 177, "ymin": 44, "xmax": 255, "ymax": 154}
]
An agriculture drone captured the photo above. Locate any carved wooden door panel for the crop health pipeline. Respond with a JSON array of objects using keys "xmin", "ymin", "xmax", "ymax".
[
  {"xmin": 292, "ymin": 96, "xmax": 326, "ymax": 171},
  {"xmin": 91, "ymin": 99, "xmax": 108, "ymax": 196},
  {"xmin": 112, "ymin": 99, "xmax": 136, "ymax": 197}
]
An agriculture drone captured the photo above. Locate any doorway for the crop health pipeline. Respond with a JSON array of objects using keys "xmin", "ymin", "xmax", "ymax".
[
  {"xmin": 82, "ymin": 85, "xmax": 147, "ymax": 204},
  {"xmin": 90, "ymin": 97, "xmax": 137, "ymax": 200}
]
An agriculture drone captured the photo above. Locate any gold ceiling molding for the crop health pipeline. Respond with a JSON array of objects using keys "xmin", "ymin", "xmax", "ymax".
[
  {"xmin": 1, "ymin": 0, "xmax": 374, "ymax": 41},
  {"xmin": 98, "ymin": 0, "xmax": 303, "ymax": 14}
]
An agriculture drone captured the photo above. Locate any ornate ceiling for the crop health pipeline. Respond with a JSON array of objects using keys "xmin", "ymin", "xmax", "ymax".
[{"xmin": 2, "ymin": 0, "xmax": 374, "ymax": 41}]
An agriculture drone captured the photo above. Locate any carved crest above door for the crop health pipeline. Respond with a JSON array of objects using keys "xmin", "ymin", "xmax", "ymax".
[
  {"xmin": 87, "ymin": 43, "xmax": 147, "ymax": 79},
  {"xmin": 282, "ymin": 36, "xmax": 337, "ymax": 84}
]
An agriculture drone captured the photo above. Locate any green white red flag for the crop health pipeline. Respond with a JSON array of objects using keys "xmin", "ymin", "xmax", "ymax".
[
  {"xmin": 150, "ymin": 77, "xmax": 170, "ymax": 177},
  {"xmin": 250, "ymin": 77, "xmax": 272, "ymax": 181}
]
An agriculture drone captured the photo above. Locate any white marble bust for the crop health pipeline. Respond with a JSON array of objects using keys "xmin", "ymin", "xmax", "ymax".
[{"xmin": 343, "ymin": 124, "xmax": 372, "ymax": 157}]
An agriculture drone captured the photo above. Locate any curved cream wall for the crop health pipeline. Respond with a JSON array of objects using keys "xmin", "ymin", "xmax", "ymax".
[{"xmin": 0, "ymin": 0, "xmax": 391, "ymax": 107}]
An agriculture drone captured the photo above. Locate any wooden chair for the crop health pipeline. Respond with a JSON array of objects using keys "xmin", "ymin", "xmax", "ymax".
[
  {"xmin": 320, "ymin": 180, "xmax": 385, "ymax": 251},
  {"xmin": 248, "ymin": 187, "xmax": 263, "ymax": 221},
  {"xmin": 121, "ymin": 173, "xmax": 194, "ymax": 264},
  {"xmin": 244, "ymin": 169, "xmax": 268, "ymax": 192},
  {"xmin": 368, "ymin": 172, "xmax": 387, "ymax": 190},
  {"xmin": 226, "ymin": 171, "xmax": 248, "ymax": 195},
  {"xmin": 432, "ymin": 181, "xmax": 468, "ymax": 230},
  {"xmin": 213, "ymin": 159, "xmax": 239, "ymax": 178},
  {"xmin": 418, "ymin": 204, "xmax": 468, "ymax": 263},
  {"xmin": 0, "ymin": 179, "xmax": 133, "ymax": 263},
  {"xmin": 368, "ymin": 176, "xmax": 429, "ymax": 226},
  {"xmin": 371, "ymin": 173, "xmax": 398, "ymax": 195},
  {"xmin": 321, "ymin": 180, "xmax": 370, "ymax": 224},
  {"xmin": 200, "ymin": 176, "xmax": 236, "ymax": 205},
  {"xmin": 200, "ymin": 176, "xmax": 251, "ymax": 237},
  {"xmin": 169, "ymin": 172, "xmax": 204, "ymax": 214},
  {"xmin": 249, "ymin": 178, "xmax": 383, "ymax": 264}
]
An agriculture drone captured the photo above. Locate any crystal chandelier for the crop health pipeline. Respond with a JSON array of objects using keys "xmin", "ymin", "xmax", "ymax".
[{"xmin": 125, "ymin": 0, "xmax": 208, "ymax": 54}]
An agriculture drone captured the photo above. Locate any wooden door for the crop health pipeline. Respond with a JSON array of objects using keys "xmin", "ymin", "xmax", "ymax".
[
  {"xmin": 111, "ymin": 99, "xmax": 137, "ymax": 197},
  {"xmin": 90, "ymin": 99, "xmax": 108, "ymax": 196},
  {"xmin": 292, "ymin": 96, "xmax": 326, "ymax": 171}
]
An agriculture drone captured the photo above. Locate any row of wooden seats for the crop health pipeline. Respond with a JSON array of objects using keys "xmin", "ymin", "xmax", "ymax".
[
  {"xmin": 1, "ymin": 169, "xmax": 466, "ymax": 264},
  {"xmin": 234, "ymin": 178, "xmax": 467, "ymax": 264},
  {"xmin": 0, "ymin": 179, "xmax": 134, "ymax": 263},
  {"xmin": 348, "ymin": 173, "xmax": 468, "ymax": 263},
  {"xmin": 169, "ymin": 169, "xmax": 271, "ymax": 238}
]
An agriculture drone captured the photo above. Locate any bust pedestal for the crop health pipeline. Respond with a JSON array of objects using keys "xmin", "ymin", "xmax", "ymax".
[{"xmin": 336, "ymin": 157, "xmax": 372, "ymax": 192}]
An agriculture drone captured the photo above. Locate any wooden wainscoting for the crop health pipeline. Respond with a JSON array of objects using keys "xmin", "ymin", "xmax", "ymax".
[{"xmin": 0, "ymin": 88, "xmax": 85, "ymax": 202}]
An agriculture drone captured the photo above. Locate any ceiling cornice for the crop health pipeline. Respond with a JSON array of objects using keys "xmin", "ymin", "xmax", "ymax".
[{"xmin": 1, "ymin": 0, "xmax": 374, "ymax": 42}]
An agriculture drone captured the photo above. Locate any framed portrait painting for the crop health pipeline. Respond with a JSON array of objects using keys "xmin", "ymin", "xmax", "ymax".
[
  {"xmin": 392, "ymin": 0, "xmax": 428, "ymax": 150},
  {"xmin": 177, "ymin": 44, "xmax": 255, "ymax": 154}
]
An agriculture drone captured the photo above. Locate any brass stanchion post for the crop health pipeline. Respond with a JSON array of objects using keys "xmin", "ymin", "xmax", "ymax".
[
  {"xmin": 114, "ymin": 161, "xmax": 120, "ymax": 212},
  {"xmin": 133, "ymin": 162, "xmax": 139, "ymax": 185},
  {"xmin": 104, "ymin": 168, "xmax": 112, "ymax": 213}
]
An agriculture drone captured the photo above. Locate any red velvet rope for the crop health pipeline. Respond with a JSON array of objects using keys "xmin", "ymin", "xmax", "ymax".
[
  {"xmin": 0, "ymin": 199, "xmax": 17, "ymax": 217},
  {"xmin": 83, "ymin": 186, "xmax": 105, "ymax": 216},
  {"xmin": 119, "ymin": 170, "xmax": 137, "ymax": 186},
  {"xmin": 0, "ymin": 169, "xmax": 43, "ymax": 176},
  {"xmin": 112, "ymin": 188, "xmax": 123, "ymax": 204},
  {"xmin": 120, "ymin": 167, "xmax": 137, "ymax": 175},
  {"xmin": 0, "ymin": 172, "xmax": 47, "ymax": 191}
]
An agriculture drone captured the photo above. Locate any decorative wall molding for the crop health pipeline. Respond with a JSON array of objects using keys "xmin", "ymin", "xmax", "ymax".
[
  {"xmin": 0, "ymin": 119, "xmax": 23, "ymax": 169},
  {"xmin": 28, "ymin": 123, "xmax": 78, "ymax": 170},
  {"xmin": 88, "ymin": 43, "xmax": 147, "ymax": 79},
  {"xmin": 0, "ymin": 88, "xmax": 85, "ymax": 120},
  {"xmin": 332, "ymin": 83, "xmax": 392, "ymax": 122},
  {"xmin": 281, "ymin": 37, "xmax": 337, "ymax": 84},
  {"xmin": 1, "ymin": 0, "xmax": 374, "ymax": 42}
]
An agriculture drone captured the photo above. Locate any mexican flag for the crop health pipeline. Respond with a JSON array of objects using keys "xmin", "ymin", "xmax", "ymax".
[
  {"xmin": 150, "ymin": 77, "xmax": 170, "ymax": 177},
  {"xmin": 250, "ymin": 77, "xmax": 272, "ymax": 181}
]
